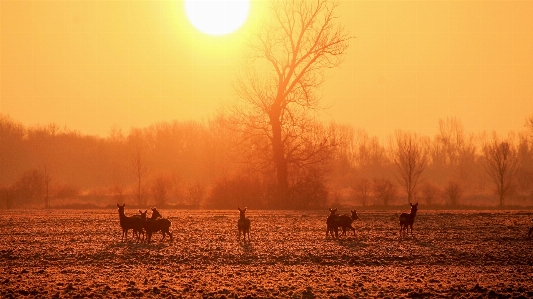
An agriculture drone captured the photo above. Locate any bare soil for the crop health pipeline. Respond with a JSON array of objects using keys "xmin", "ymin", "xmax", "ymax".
[{"xmin": 1, "ymin": 209, "xmax": 533, "ymax": 298}]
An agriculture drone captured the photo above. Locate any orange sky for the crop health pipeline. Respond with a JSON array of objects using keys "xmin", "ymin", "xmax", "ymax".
[{"xmin": 1, "ymin": 0, "xmax": 532, "ymax": 142}]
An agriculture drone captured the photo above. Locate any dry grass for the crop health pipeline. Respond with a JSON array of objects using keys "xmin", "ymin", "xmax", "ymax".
[{"xmin": 1, "ymin": 209, "xmax": 532, "ymax": 298}]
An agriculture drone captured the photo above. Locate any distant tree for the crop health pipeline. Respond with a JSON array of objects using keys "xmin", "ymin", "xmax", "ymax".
[
  {"xmin": 0, "ymin": 187, "xmax": 14, "ymax": 209},
  {"xmin": 390, "ymin": 131, "xmax": 429, "ymax": 204},
  {"xmin": 527, "ymin": 115, "xmax": 533, "ymax": 144},
  {"xmin": 109, "ymin": 183, "xmax": 126, "ymax": 204},
  {"xmin": 233, "ymin": 0, "xmax": 351, "ymax": 207},
  {"xmin": 420, "ymin": 182, "xmax": 439, "ymax": 206},
  {"xmin": 289, "ymin": 169, "xmax": 328, "ymax": 209},
  {"xmin": 150, "ymin": 175, "xmax": 171, "ymax": 207},
  {"xmin": 12, "ymin": 169, "xmax": 45, "ymax": 206},
  {"xmin": 43, "ymin": 165, "xmax": 52, "ymax": 208},
  {"xmin": 354, "ymin": 178, "xmax": 371, "ymax": 206},
  {"xmin": 373, "ymin": 177, "xmax": 396, "ymax": 206},
  {"xmin": 186, "ymin": 182, "xmax": 205, "ymax": 208},
  {"xmin": 482, "ymin": 134, "xmax": 520, "ymax": 207},
  {"xmin": 207, "ymin": 175, "xmax": 264, "ymax": 209},
  {"xmin": 131, "ymin": 143, "xmax": 149, "ymax": 207},
  {"xmin": 443, "ymin": 180, "xmax": 463, "ymax": 206}
]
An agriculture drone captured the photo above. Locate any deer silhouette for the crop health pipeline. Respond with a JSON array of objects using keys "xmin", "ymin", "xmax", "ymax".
[
  {"xmin": 139, "ymin": 209, "xmax": 172, "ymax": 243},
  {"xmin": 338, "ymin": 210, "xmax": 359, "ymax": 236},
  {"xmin": 237, "ymin": 207, "xmax": 251, "ymax": 242},
  {"xmin": 116, "ymin": 203, "xmax": 144, "ymax": 242},
  {"xmin": 326, "ymin": 208, "xmax": 340, "ymax": 238},
  {"xmin": 399, "ymin": 202, "xmax": 418, "ymax": 237}
]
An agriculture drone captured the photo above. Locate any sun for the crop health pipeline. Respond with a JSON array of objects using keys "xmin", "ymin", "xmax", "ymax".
[{"xmin": 185, "ymin": 0, "xmax": 250, "ymax": 36}]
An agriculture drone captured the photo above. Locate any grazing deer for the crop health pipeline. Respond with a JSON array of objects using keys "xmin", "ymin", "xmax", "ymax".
[
  {"xmin": 237, "ymin": 207, "xmax": 251, "ymax": 242},
  {"xmin": 326, "ymin": 208, "xmax": 340, "ymax": 238},
  {"xmin": 399, "ymin": 202, "xmax": 418, "ymax": 237},
  {"xmin": 338, "ymin": 210, "xmax": 359, "ymax": 236},
  {"xmin": 117, "ymin": 203, "xmax": 144, "ymax": 242},
  {"xmin": 139, "ymin": 210, "xmax": 173, "ymax": 243}
]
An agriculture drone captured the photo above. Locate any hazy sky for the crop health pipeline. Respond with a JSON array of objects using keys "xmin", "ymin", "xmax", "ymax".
[{"xmin": 1, "ymin": 0, "xmax": 532, "ymax": 142}]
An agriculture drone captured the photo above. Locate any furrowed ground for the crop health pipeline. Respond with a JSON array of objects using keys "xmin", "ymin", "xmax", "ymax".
[{"xmin": 1, "ymin": 209, "xmax": 532, "ymax": 298}]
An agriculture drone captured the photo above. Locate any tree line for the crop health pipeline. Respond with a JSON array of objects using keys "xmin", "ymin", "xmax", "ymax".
[{"xmin": 1, "ymin": 114, "xmax": 532, "ymax": 209}]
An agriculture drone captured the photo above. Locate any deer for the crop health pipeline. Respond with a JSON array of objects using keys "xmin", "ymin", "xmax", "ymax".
[
  {"xmin": 116, "ymin": 203, "xmax": 144, "ymax": 242},
  {"xmin": 150, "ymin": 207, "xmax": 162, "ymax": 220},
  {"xmin": 237, "ymin": 207, "xmax": 251, "ymax": 242},
  {"xmin": 139, "ymin": 209, "xmax": 172, "ymax": 243},
  {"xmin": 326, "ymin": 208, "xmax": 340, "ymax": 238},
  {"xmin": 338, "ymin": 210, "xmax": 359, "ymax": 236},
  {"xmin": 399, "ymin": 202, "xmax": 418, "ymax": 237}
]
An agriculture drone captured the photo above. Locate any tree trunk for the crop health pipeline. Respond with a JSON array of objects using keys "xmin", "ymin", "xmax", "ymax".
[{"xmin": 270, "ymin": 111, "xmax": 289, "ymax": 207}]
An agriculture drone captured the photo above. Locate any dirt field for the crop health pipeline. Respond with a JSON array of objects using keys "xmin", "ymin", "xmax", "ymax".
[{"xmin": 1, "ymin": 209, "xmax": 533, "ymax": 298}]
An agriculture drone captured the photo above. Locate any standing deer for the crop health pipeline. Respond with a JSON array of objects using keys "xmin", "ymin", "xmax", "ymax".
[
  {"xmin": 399, "ymin": 202, "xmax": 418, "ymax": 237},
  {"xmin": 116, "ymin": 203, "xmax": 144, "ymax": 242},
  {"xmin": 139, "ymin": 210, "xmax": 172, "ymax": 243},
  {"xmin": 237, "ymin": 207, "xmax": 251, "ymax": 242},
  {"xmin": 326, "ymin": 208, "xmax": 340, "ymax": 238},
  {"xmin": 338, "ymin": 210, "xmax": 359, "ymax": 236}
]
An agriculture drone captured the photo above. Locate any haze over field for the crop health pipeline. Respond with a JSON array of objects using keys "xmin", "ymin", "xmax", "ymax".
[{"xmin": 1, "ymin": 0, "xmax": 532, "ymax": 141}]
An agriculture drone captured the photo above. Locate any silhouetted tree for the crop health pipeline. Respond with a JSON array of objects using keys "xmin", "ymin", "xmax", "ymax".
[
  {"xmin": 482, "ymin": 134, "xmax": 520, "ymax": 207},
  {"xmin": 43, "ymin": 164, "xmax": 52, "ymax": 208},
  {"xmin": 420, "ymin": 182, "xmax": 439, "ymax": 206},
  {"xmin": 12, "ymin": 169, "xmax": 45, "ymax": 206},
  {"xmin": 390, "ymin": 131, "xmax": 429, "ymax": 204},
  {"xmin": 233, "ymin": 0, "xmax": 351, "ymax": 207},
  {"xmin": 527, "ymin": 115, "xmax": 533, "ymax": 144},
  {"xmin": 150, "ymin": 175, "xmax": 171, "ymax": 207},
  {"xmin": 186, "ymin": 182, "xmax": 205, "ymax": 208},
  {"xmin": 354, "ymin": 178, "xmax": 371, "ymax": 206},
  {"xmin": 373, "ymin": 177, "xmax": 396, "ymax": 206},
  {"xmin": 131, "ymin": 143, "xmax": 149, "ymax": 206},
  {"xmin": 444, "ymin": 180, "xmax": 463, "ymax": 206}
]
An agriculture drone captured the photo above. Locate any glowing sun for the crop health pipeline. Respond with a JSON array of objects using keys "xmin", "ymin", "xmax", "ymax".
[{"xmin": 185, "ymin": 0, "xmax": 250, "ymax": 36}]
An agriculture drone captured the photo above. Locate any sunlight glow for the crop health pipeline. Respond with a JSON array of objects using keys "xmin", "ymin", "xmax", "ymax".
[{"xmin": 185, "ymin": 0, "xmax": 250, "ymax": 36}]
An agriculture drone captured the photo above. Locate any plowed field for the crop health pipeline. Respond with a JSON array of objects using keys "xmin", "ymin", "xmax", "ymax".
[{"xmin": 1, "ymin": 209, "xmax": 533, "ymax": 298}]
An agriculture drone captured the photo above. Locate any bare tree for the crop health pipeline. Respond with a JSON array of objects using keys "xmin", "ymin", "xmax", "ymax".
[
  {"xmin": 373, "ymin": 177, "xmax": 396, "ymax": 206},
  {"xmin": 443, "ymin": 180, "xmax": 463, "ymax": 206},
  {"xmin": 43, "ymin": 164, "xmax": 52, "ymax": 209},
  {"xmin": 390, "ymin": 131, "xmax": 429, "ymax": 204},
  {"xmin": 354, "ymin": 178, "xmax": 371, "ymax": 206},
  {"xmin": 233, "ymin": 0, "xmax": 351, "ymax": 206},
  {"xmin": 186, "ymin": 182, "xmax": 205, "ymax": 209},
  {"xmin": 131, "ymin": 145, "xmax": 149, "ymax": 207},
  {"xmin": 151, "ymin": 175, "xmax": 171, "ymax": 207},
  {"xmin": 527, "ymin": 115, "xmax": 533, "ymax": 145},
  {"xmin": 482, "ymin": 134, "xmax": 520, "ymax": 207},
  {"xmin": 420, "ymin": 182, "xmax": 439, "ymax": 206}
]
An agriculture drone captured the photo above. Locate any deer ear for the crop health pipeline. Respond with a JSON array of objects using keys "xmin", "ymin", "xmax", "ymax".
[
  {"xmin": 144, "ymin": 210, "xmax": 147, "ymax": 213},
  {"xmin": 138, "ymin": 210, "xmax": 142, "ymax": 214},
  {"xmin": 244, "ymin": 207, "xmax": 247, "ymax": 211},
  {"xmin": 238, "ymin": 207, "xmax": 241, "ymax": 211},
  {"xmin": 117, "ymin": 204, "xmax": 120, "ymax": 208},
  {"xmin": 410, "ymin": 203, "xmax": 413, "ymax": 206}
]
